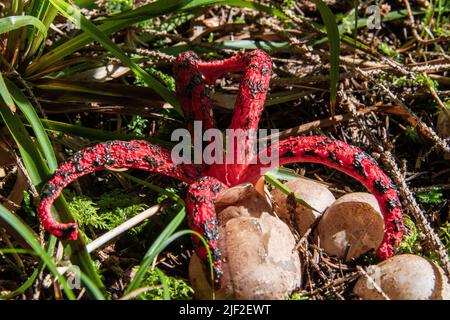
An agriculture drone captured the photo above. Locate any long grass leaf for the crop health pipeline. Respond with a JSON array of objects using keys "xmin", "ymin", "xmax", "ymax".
[
  {"xmin": 121, "ymin": 173, "xmax": 183, "ymax": 205},
  {"xmin": 0, "ymin": 100, "xmax": 49, "ymax": 185},
  {"xmin": 0, "ymin": 267, "xmax": 39, "ymax": 300},
  {"xmin": 0, "ymin": 73, "xmax": 15, "ymax": 111},
  {"xmin": 264, "ymin": 167, "xmax": 301, "ymax": 181},
  {"xmin": 48, "ymin": 0, "xmax": 181, "ymax": 114},
  {"xmin": 107, "ymin": 0, "xmax": 286, "ymax": 20},
  {"xmin": 313, "ymin": 0, "xmax": 340, "ymax": 116},
  {"xmin": 104, "ymin": 0, "xmax": 191, "ymax": 20},
  {"xmin": 125, "ymin": 207, "xmax": 186, "ymax": 294},
  {"xmin": 265, "ymin": 171, "xmax": 321, "ymax": 213},
  {"xmin": 127, "ymin": 228, "xmax": 215, "ymax": 300},
  {"xmin": 0, "ymin": 16, "xmax": 47, "ymax": 37},
  {"xmin": 6, "ymin": 79, "xmax": 58, "ymax": 171},
  {"xmin": 79, "ymin": 270, "xmax": 107, "ymax": 300},
  {"xmin": 28, "ymin": 3, "xmax": 59, "ymax": 58},
  {"xmin": 0, "ymin": 204, "xmax": 76, "ymax": 300},
  {"xmin": 37, "ymin": 118, "xmax": 172, "ymax": 147},
  {"xmin": 155, "ymin": 268, "xmax": 170, "ymax": 300}
]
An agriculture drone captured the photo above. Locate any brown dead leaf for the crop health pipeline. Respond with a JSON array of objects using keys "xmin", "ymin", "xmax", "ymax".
[
  {"xmin": 69, "ymin": 65, "xmax": 130, "ymax": 82},
  {"xmin": 5, "ymin": 168, "xmax": 26, "ymax": 212}
]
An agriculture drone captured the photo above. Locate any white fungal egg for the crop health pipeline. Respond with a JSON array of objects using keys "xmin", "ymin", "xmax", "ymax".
[
  {"xmin": 353, "ymin": 254, "xmax": 450, "ymax": 300},
  {"xmin": 271, "ymin": 177, "xmax": 335, "ymax": 236},
  {"xmin": 315, "ymin": 192, "xmax": 385, "ymax": 261},
  {"xmin": 189, "ymin": 183, "xmax": 302, "ymax": 300}
]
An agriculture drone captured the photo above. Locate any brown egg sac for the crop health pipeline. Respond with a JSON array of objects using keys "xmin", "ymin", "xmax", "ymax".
[
  {"xmin": 189, "ymin": 184, "xmax": 302, "ymax": 300},
  {"xmin": 353, "ymin": 254, "xmax": 450, "ymax": 300},
  {"xmin": 315, "ymin": 192, "xmax": 385, "ymax": 261},
  {"xmin": 214, "ymin": 183, "xmax": 273, "ymax": 222},
  {"xmin": 270, "ymin": 177, "xmax": 335, "ymax": 236}
]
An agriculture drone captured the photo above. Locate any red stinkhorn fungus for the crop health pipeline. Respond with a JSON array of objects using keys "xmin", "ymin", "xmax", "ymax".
[{"xmin": 38, "ymin": 50, "xmax": 404, "ymax": 287}]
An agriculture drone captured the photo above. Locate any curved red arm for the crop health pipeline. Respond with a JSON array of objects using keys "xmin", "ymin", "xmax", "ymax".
[
  {"xmin": 174, "ymin": 50, "xmax": 272, "ymax": 135},
  {"xmin": 185, "ymin": 176, "xmax": 227, "ymax": 285},
  {"xmin": 174, "ymin": 52, "xmax": 216, "ymax": 134},
  {"xmin": 242, "ymin": 136, "xmax": 404, "ymax": 259},
  {"xmin": 39, "ymin": 140, "xmax": 200, "ymax": 240}
]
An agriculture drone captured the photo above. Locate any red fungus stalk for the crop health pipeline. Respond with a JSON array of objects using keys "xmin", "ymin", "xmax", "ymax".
[{"xmin": 38, "ymin": 50, "xmax": 404, "ymax": 286}]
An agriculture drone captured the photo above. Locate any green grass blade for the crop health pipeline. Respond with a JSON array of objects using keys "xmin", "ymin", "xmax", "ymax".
[
  {"xmin": 28, "ymin": 0, "xmax": 50, "ymax": 20},
  {"xmin": 157, "ymin": 40, "xmax": 290, "ymax": 57},
  {"xmin": 126, "ymin": 228, "xmax": 215, "ymax": 300},
  {"xmin": 0, "ymin": 248, "xmax": 41, "ymax": 300},
  {"xmin": 218, "ymin": 0, "xmax": 287, "ymax": 19},
  {"xmin": 48, "ymin": 0, "xmax": 181, "ymax": 114},
  {"xmin": 125, "ymin": 206, "xmax": 186, "ymax": 294},
  {"xmin": 28, "ymin": 3, "xmax": 59, "ymax": 59},
  {"xmin": 0, "ymin": 204, "xmax": 76, "ymax": 300},
  {"xmin": 37, "ymin": 118, "xmax": 172, "ymax": 148},
  {"xmin": 104, "ymin": 0, "xmax": 191, "ymax": 20},
  {"xmin": 142, "ymin": 207, "xmax": 186, "ymax": 261},
  {"xmin": 0, "ymin": 248, "xmax": 38, "ymax": 255},
  {"xmin": 0, "ymin": 267, "xmax": 39, "ymax": 300},
  {"xmin": 0, "ymin": 16, "xmax": 47, "ymax": 38},
  {"xmin": 110, "ymin": 0, "xmax": 286, "ymax": 21},
  {"xmin": 264, "ymin": 167, "xmax": 301, "ymax": 181},
  {"xmin": 155, "ymin": 268, "xmax": 170, "ymax": 300},
  {"xmin": 265, "ymin": 171, "xmax": 320, "ymax": 213},
  {"xmin": 0, "ymin": 100, "xmax": 49, "ymax": 185},
  {"xmin": 163, "ymin": 229, "xmax": 215, "ymax": 296},
  {"xmin": 0, "ymin": 73, "xmax": 15, "ymax": 111},
  {"xmin": 6, "ymin": 79, "xmax": 58, "ymax": 171},
  {"xmin": 79, "ymin": 270, "xmax": 107, "ymax": 300},
  {"xmin": 40, "ymin": 119, "xmax": 139, "ymax": 141},
  {"xmin": 313, "ymin": 0, "xmax": 340, "ymax": 116},
  {"xmin": 25, "ymin": 0, "xmax": 49, "ymax": 52}
]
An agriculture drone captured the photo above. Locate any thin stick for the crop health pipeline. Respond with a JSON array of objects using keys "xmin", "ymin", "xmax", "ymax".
[
  {"xmin": 427, "ymin": 83, "xmax": 450, "ymax": 121},
  {"xmin": 356, "ymin": 266, "xmax": 390, "ymax": 300},
  {"xmin": 119, "ymin": 285, "xmax": 162, "ymax": 300},
  {"xmin": 86, "ymin": 204, "xmax": 162, "ymax": 253},
  {"xmin": 261, "ymin": 105, "xmax": 383, "ymax": 141}
]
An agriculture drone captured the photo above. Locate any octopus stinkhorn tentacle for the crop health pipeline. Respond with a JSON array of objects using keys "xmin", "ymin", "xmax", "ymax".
[
  {"xmin": 185, "ymin": 176, "xmax": 227, "ymax": 281},
  {"xmin": 242, "ymin": 136, "xmax": 403, "ymax": 259},
  {"xmin": 38, "ymin": 140, "xmax": 200, "ymax": 240}
]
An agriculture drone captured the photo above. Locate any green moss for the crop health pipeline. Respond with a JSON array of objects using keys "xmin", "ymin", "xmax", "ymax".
[
  {"xmin": 134, "ymin": 267, "xmax": 193, "ymax": 300},
  {"xmin": 127, "ymin": 115, "xmax": 148, "ymax": 137},
  {"xmin": 288, "ymin": 292, "xmax": 309, "ymax": 300},
  {"xmin": 405, "ymin": 126, "xmax": 420, "ymax": 143},
  {"xmin": 397, "ymin": 215, "xmax": 421, "ymax": 255},
  {"xmin": 375, "ymin": 73, "xmax": 439, "ymax": 90},
  {"xmin": 439, "ymin": 221, "xmax": 450, "ymax": 254},
  {"xmin": 65, "ymin": 189, "xmax": 148, "ymax": 240},
  {"xmin": 416, "ymin": 188, "xmax": 445, "ymax": 205},
  {"xmin": 104, "ymin": 0, "xmax": 134, "ymax": 14},
  {"xmin": 378, "ymin": 43, "xmax": 398, "ymax": 58}
]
